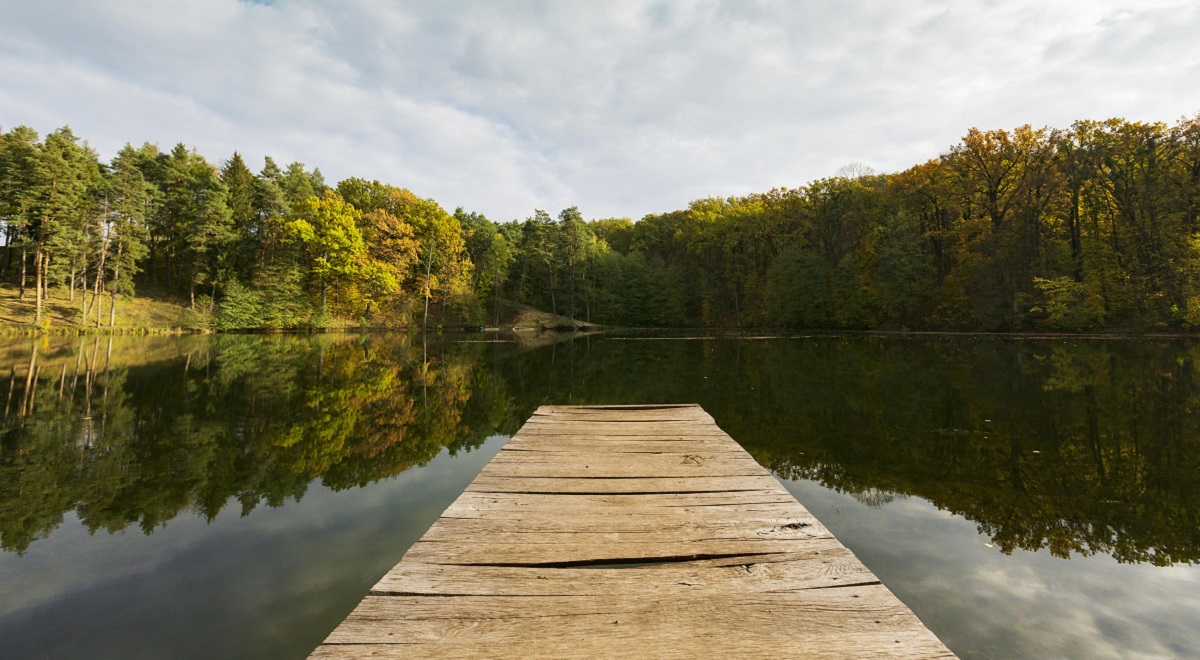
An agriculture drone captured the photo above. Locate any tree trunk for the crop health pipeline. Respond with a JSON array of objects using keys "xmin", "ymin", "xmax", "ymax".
[
  {"xmin": 422, "ymin": 247, "xmax": 435, "ymax": 331},
  {"xmin": 81, "ymin": 271, "xmax": 89, "ymax": 323},
  {"xmin": 19, "ymin": 248, "xmax": 27, "ymax": 299},
  {"xmin": 95, "ymin": 270, "xmax": 106, "ymax": 329},
  {"xmin": 34, "ymin": 247, "xmax": 44, "ymax": 325},
  {"xmin": 86, "ymin": 226, "xmax": 108, "ymax": 311},
  {"xmin": 42, "ymin": 253, "xmax": 50, "ymax": 303},
  {"xmin": 2, "ymin": 226, "xmax": 12, "ymax": 276},
  {"xmin": 549, "ymin": 265, "xmax": 557, "ymax": 316},
  {"xmin": 91, "ymin": 240, "xmax": 109, "ymax": 325},
  {"xmin": 1069, "ymin": 187, "xmax": 1083, "ymax": 280},
  {"xmin": 190, "ymin": 274, "xmax": 196, "ymax": 309},
  {"xmin": 19, "ymin": 343, "xmax": 37, "ymax": 417},
  {"xmin": 109, "ymin": 263, "xmax": 121, "ymax": 328},
  {"xmin": 733, "ymin": 283, "xmax": 741, "ymax": 328}
]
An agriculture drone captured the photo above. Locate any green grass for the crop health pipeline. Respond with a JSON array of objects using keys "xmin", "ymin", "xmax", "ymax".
[{"xmin": 0, "ymin": 283, "xmax": 209, "ymax": 334}]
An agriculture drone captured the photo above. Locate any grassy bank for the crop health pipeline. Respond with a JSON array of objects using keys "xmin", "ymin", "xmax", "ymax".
[
  {"xmin": 0, "ymin": 285, "xmax": 593, "ymax": 335},
  {"xmin": 0, "ymin": 283, "xmax": 214, "ymax": 334}
]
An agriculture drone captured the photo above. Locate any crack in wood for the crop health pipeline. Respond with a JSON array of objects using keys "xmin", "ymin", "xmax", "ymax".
[
  {"xmin": 479, "ymin": 475, "xmax": 763, "ymax": 480},
  {"xmin": 525, "ymin": 422, "xmax": 700, "ymax": 427},
  {"xmin": 548, "ymin": 405, "xmax": 698, "ymax": 410},
  {"xmin": 424, "ymin": 551, "xmax": 781, "ymax": 569},
  {"xmin": 370, "ymin": 591, "xmax": 599, "ymax": 598},
  {"xmin": 797, "ymin": 580, "xmax": 884, "ymax": 590},
  {"xmin": 467, "ymin": 489, "xmax": 770, "ymax": 495}
]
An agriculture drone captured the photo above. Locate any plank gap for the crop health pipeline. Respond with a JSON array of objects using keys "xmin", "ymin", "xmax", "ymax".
[{"xmin": 418, "ymin": 551, "xmax": 782, "ymax": 569}]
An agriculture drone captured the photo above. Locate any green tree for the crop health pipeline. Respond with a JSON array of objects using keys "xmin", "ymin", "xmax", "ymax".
[
  {"xmin": 250, "ymin": 156, "xmax": 289, "ymax": 271},
  {"xmin": 221, "ymin": 152, "xmax": 257, "ymax": 281},
  {"xmin": 166, "ymin": 146, "xmax": 233, "ymax": 308},
  {"xmin": 23, "ymin": 128, "xmax": 98, "ymax": 325},
  {"xmin": 101, "ymin": 146, "xmax": 154, "ymax": 326},
  {"xmin": 284, "ymin": 190, "xmax": 368, "ymax": 314},
  {"xmin": 400, "ymin": 196, "xmax": 471, "ymax": 328},
  {"xmin": 280, "ymin": 162, "xmax": 325, "ymax": 208},
  {"xmin": 558, "ymin": 206, "xmax": 600, "ymax": 320},
  {"xmin": 0, "ymin": 126, "xmax": 42, "ymax": 293}
]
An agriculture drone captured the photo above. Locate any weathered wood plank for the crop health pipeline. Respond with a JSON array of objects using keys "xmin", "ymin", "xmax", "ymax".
[
  {"xmin": 480, "ymin": 453, "xmax": 764, "ymax": 478},
  {"xmin": 442, "ymin": 490, "xmax": 802, "ymax": 513},
  {"xmin": 529, "ymin": 411, "xmax": 713, "ymax": 422},
  {"xmin": 511, "ymin": 423, "xmax": 728, "ymax": 432},
  {"xmin": 536, "ymin": 404, "xmax": 709, "ymax": 418},
  {"xmin": 370, "ymin": 550, "xmax": 872, "ymax": 596},
  {"xmin": 500, "ymin": 438, "xmax": 747, "ymax": 454},
  {"xmin": 310, "ymin": 404, "xmax": 954, "ymax": 658},
  {"xmin": 466, "ymin": 474, "xmax": 783, "ymax": 494},
  {"xmin": 504, "ymin": 435, "xmax": 747, "ymax": 449},
  {"xmin": 317, "ymin": 592, "xmax": 953, "ymax": 658},
  {"xmin": 313, "ymin": 640, "xmax": 953, "ymax": 660},
  {"xmin": 401, "ymin": 538, "xmax": 834, "ymax": 566},
  {"xmin": 428, "ymin": 507, "xmax": 828, "ymax": 531},
  {"xmin": 515, "ymin": 422, "xmax": 729, "ymax": 436}
]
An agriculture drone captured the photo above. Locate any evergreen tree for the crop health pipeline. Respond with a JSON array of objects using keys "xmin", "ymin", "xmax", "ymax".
[
  {"xmin": 221, "ymin": 152, "xmax": 257, "ymax": 280},
  {"xmin": 101, "ymin": 146, "xmax": 154, "ymax": 325}
]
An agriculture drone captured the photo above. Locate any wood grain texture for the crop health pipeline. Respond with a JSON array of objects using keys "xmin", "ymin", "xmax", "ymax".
[{"xmin": 311, "ymin": 404, "xmax": 954, "ymax": 659}]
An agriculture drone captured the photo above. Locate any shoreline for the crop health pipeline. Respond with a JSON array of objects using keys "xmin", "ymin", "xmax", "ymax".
[{"xmin": 2, "ymin": 323, "xmax": 1198, "ymax": 340}]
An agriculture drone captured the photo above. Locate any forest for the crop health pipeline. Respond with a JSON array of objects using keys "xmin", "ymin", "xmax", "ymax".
[{"xmin": 2, "ymin": 114, "xmax": 1199, "ymax": 332}]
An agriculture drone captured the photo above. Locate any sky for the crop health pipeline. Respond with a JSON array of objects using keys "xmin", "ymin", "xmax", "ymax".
[{"xmin": 2, "ymin": 1, "xmax": 1199, "ymax": 222}]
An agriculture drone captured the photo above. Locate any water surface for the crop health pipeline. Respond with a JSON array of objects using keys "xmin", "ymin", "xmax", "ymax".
[{"xmin": 1, "ymin": 333, "xmax": 1197, "ymax": 658}]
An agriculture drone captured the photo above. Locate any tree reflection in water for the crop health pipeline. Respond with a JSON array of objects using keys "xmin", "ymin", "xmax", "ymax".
[
  {"xmin": 1, "ymin": 333, "xmax": 1198, "ymax": 568},
  {"xmin": 0, "ymin": 334, "xmax": 519, "ymax": 554}
]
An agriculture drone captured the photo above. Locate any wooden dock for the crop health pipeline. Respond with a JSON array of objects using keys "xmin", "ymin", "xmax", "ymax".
[{"xmin": 312, "ymin": 404, "xmax": 953, "ymax": 658}]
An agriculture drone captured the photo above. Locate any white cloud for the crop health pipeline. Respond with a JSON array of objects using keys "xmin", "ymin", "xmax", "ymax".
[{"xmin": 2, "ymin": 0, "xmax": 1198, "ymax": 221}]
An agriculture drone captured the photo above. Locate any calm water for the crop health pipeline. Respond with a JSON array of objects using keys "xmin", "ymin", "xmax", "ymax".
[{"xmin": 1, "ymin": 332, "xmax": 1198, "ymax": 658}]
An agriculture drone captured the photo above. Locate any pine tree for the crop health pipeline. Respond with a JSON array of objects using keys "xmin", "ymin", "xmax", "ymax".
[{"xmin": 221, "ymin": 152, "xmax": 257, "ymax": 281}]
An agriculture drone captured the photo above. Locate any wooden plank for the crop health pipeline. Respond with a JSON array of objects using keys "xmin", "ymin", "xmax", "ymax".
[
  {"xmin": 511, "ymin": 429, "xmax": 731, "ymax": 436},
  {"xmin": 530, "ymin": 410, "xmax": 713, "ymax": 421},
  {"xmin": 315, "ymin": 592, "xmax": 954, "ymax": 659},
  {"xmin": 400, "ymin": 538, "xmax": 836, "ymax": 566},
  {"xmin": 322, "ymin": 590, "xmax": 941, "ymax": 643},
  {"xmin": 481, "ymin": 453, "xmax": 764, "ymax": 478},
  {"xmin": 314, "ymin": 638, "xmax": 951, "ymax": 660},
  {"xmin": 465, "ymin": 473, "xmax": 783, "ymax": 494},
  {"xmin": 370, "ymin": 550, "xmax": 873, "ymax": 596},
  {"xmin": 501, "ymin": 442, "xmax": 746, "ymax": 455},
  {"xmin": 311, "ymin": 404, "xmax": 954, "ymax": 658},
  {"xmin": 442, "ymin": 490, "xmax": 802, "ymax": 512},
  {"xmin": 431, "ymin": 506, "xmax": 827, "ymax": 529}
]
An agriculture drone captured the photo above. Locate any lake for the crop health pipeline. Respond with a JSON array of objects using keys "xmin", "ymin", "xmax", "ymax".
[{"xmin": 1, "ymin": 332, "xmax": 1198, "ymax": 658}]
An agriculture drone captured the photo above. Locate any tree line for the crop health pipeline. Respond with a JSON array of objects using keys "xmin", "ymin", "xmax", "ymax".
[{"xmin": 2, "ymin": 115, "xmax": 1199, "ymax": 331}]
